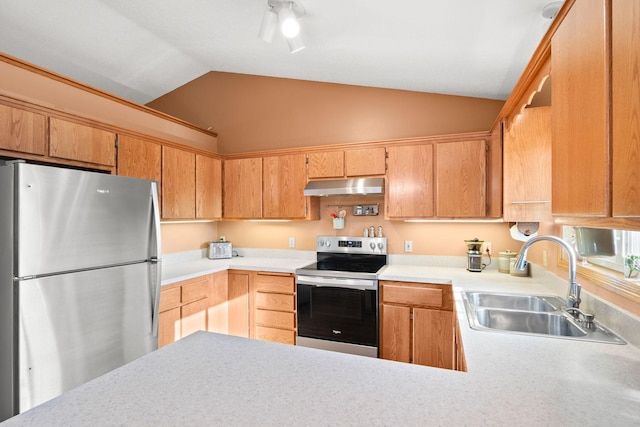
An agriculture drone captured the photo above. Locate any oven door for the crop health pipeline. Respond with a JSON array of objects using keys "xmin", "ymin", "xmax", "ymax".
[{"xmin": 296, "ymin": 275, "xmax": 378, "ymax": 351}]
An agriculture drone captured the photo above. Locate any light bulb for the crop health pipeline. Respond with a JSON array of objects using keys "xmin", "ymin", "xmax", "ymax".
[{"xmin": 278, "ymin": 6, "xmax": 300, "ymax": 38}]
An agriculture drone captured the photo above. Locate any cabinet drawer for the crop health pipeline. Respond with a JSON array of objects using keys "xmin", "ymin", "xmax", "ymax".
[
  {"xmin": 159, "ymin": 287, "xmax": 181, "ymax": 312},
  {"xmin": 255, "ymin": 292, "xmax": 294, "ymax": 311},
  {"xmin": 181, "ymin": 279, "xmax": 209, "ymax": 303},
  {"xmin": 255, "ymin": 326, "xmax": 295, "ymax": 345},
  {"xmin": 255, "ymin": 309, "xmax": 295, "ymax": 330},
  {"xmin": 255, "ymin": 274, "xmax": 294, "ymax": 293},
  {"xmin": 382, "ymin": 284, "xmax": 443, "ymax": 309}
]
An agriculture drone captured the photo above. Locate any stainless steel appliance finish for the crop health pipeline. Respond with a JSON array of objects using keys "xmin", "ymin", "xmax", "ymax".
[
  {"xmin": 295, "ymin": 236, "xmax": 387, "ymax": 358},
  {"xmin": 303, "ymin": 178, "xmax": 384, "ymax": 197},
  {"xmin": 0, "ymin": 162, "xmax": 161, "ymax": 421},
  {"xmin": 207, "ymin": 241, "xmax": 232, "ymax": 259}
]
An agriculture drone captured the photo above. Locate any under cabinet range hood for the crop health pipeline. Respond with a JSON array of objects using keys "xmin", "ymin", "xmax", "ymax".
[{"xmin": 303, "ymin": 178, "xmax": 385, "ymax": 197}]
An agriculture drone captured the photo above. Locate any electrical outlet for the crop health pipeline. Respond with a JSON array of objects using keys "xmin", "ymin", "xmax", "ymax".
[
  {"xmin": 483, "ymin": 242, "xmax": 492, "ymax": 255},
  {"xmin": 404, "ymin": 240, "xmax": 413, "ymax": 253},
  {"xmin": 289, "ymin": 237, "xmax": 295, "ymax": 248}
]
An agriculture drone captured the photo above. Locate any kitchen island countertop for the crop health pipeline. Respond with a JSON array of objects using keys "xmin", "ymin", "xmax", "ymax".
[{"xmin": 5, "ymin": 256, "xmax": 640, "ymax": 426}]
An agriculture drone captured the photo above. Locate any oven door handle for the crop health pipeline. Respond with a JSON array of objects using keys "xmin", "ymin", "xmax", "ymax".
[{"xmin": 296, "ymin": 275, "xmax": 376, "ymax": 290}]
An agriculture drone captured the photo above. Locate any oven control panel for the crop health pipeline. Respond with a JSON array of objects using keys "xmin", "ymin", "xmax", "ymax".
[{"xmin": 317, "ymin": 236, "xmax": 387, "ymax": 254}]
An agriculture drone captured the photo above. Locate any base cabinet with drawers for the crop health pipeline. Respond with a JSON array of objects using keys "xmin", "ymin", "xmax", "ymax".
[
  {"xmin": 379, "ymin": 280, "xmax": 462, "ymax": 370},
  {"xmin": 158, "ymin": 275, "xmax": 211, "ymax": 348},
  {"xmin": 253, "ymin": 272, "xmax": 296, "ymax": 345}
]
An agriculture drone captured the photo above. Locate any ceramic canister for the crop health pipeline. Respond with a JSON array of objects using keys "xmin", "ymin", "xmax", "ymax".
[{"xmin": 498, "ymin": 250, "xmax": 518, "ymax": 273}]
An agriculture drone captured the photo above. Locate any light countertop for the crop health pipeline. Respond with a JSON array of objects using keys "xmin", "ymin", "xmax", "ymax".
[{"xmin": 4, "ymin": 254, "xmax": 640, "ymax": 426}]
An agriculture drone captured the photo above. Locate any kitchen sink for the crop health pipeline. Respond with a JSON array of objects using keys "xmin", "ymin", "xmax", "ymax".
[
  {"xmin": 474, "ymin": 308, "xmax": 587, "ymax": 337},
  {"xmin": 463, "ymin": 291, "xmax": 564, "ymax": 312},
  {"xmin": 461, "ymin": 291, "xmax": 626, "ymax": 344}
]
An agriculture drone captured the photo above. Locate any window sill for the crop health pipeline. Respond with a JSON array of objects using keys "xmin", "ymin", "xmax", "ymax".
[{"xmin": 558, "ymin": 258, "xmax": 640, "ymax": 304}]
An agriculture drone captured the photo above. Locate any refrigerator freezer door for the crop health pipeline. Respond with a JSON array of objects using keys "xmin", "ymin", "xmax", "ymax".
[
  {"xmin": 18, "ymin": 263, "xmax": 156, "ymax": 412},
  {"xmin": 15, "ymin": 163, "xmax": 157, "ymax": 277}
]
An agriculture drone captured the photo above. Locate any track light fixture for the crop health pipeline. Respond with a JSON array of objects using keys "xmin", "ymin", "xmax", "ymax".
[{"xmin": 258, "ymin": 0, "xmax": 306, "ymax": 53}]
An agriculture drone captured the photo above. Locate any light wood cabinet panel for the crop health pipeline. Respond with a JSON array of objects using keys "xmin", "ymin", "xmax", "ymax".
[
  {"xmin": 159, "ymin": 287, "xmax": 181, "ymax": 312},
  {"xmin": 208, "ymin": 271, "xmax": 229, "ymax": 334},
  {"xmin": 0, "ymin": 104, "xmax": 46, "ymax": 155},
  {"xmin": 195, "ymin": 155, "xmax": 222, "ymax": 219},
  {"xmin": 255, "ymin": 273, "xmax": 295, "ymax": 294},
  {"xmin": 255, "ymin": 326, "xmax": 295, "ymax": 345},
  {"xmin": 435, "ymin": 140, "xmax": 486, "ymax": 218},
  {"xmin": 181, "ymin": 278, "xmax": 209, "ymax": 304},
  {"xmin": 223, "ymin": 157, "xmax": 262, "ymax": 219},
  {"xmin": 263, "ymin": 154, "xmax": 307, "ymax": 218},
  {"xmin": 551, "ymin": 0, "xmax": 609, "ymax": 216},
  {"xmin": 308, "ymin": 151, "xmax": 344, "ymax": 178},
  {"xmin": 380, "ymin": 304, "xmax": 411, "ymax": 363},
  {"xmin": 382, "ymin": 284, "xmax": 443, "ymax": 309},
  {"xmin": 158, "ymin": 307, "xmax": 181, "ymax": 349},
  {"xmin": 181, "ymin": 298, "xmax": 209, "ymax": 338},
  {"xmin": 255, "ymin": 292, "xmax": 294, "ymax": 311},
  {"xmin": 228, "ymin": 271, "xmax": 250, "ymax": 338},
  {"xmin": 612, "ymin": 0, "xmax": 640, "ymax": 217},
  {"xmin": 345, "ymin": 147, "xmax": 386, "ymax": 176},
  {"xmin": 255, "ymin": 309, "xmax": 295, "ymax": 330},
  {"xmin": 386, "ymin": 144, "xmax": 434, "ymax": 218},
  {"xmin": 413, "ymin": 308, "xmax": 455, "ymax": 370},
  {"xmin": 49, "ymin": 117, "xmax": 116, "ymax": 166},
  {"xmin": 162, "ymin": 145, "xmax": 196, "ymax": 219},
  {"xmin": 117, "ymin": 135, "xmax": 161, "ymax": 182},
  {"xmin": 503, "ymin": 107, "xmax": 552, "ymax": 222}
]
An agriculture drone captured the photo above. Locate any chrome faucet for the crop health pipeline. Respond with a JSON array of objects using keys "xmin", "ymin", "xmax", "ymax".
[{"xmin": 513, "ymin": 235, "xmax": 582, "ymax": 309}]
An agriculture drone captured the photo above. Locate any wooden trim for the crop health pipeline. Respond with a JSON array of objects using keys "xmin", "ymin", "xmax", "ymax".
[
  {"xmin": 0, "ymin": 52, "xmax": 217, "ymax": 138},
  {"xmin": 555, "ymin": 217, "xmax": 640, "ymax": 232},
  {"xmin": 492, "ymin": 0, "xmax": 576, "ymax": 130}
]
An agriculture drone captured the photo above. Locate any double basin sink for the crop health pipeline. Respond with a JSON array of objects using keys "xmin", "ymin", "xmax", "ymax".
[{"xmin": 461, "ymin": 291, "xmax": 625, "ymax": 344}]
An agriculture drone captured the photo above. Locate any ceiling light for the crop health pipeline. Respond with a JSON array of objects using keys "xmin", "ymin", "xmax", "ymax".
[
  {"xmin": 259, "ymin": 0, "xmax": 306, "ymax": 53},
  {"xmin": 542, "ymin": 1, "xmax": 563, "ymax": 20}
]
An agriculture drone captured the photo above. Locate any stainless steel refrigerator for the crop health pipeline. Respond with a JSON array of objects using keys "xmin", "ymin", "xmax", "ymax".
[{"xmin": 0, "ymin": 161, "xmax": 161, "ymax": 421}]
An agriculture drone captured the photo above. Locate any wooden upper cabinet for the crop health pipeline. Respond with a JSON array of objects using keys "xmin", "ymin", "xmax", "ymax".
[
  {"xmin": 223, "ymin": 157, "xmax": 262, "ymax": 219},
  {"xmin": 0, "ymin": 104, "xmax": 46, "ymax": 155},
  {"xmin": 307, "ymin": 151, "xmax": 344, "ymax": 178},
  {"xmin": 196, "ymin": 155, "xmax": 222, "ymax": 219},
  {"xmin": 117, "ymin": 135, "xmax": 161, "ymax": 182},
  {"xmin": 436, "ymin": 140, "xmax": 486, "ymax": 218},
  {"xmin": 49, "ymin": 117, "xmax": 116, "ymax": 166},
  {"xmin": 263, "ymin": 153, "xmax": 307, "ymax": 219},
  {"xmin": 345, "ymin": 147, "xmax": 386, "ymax": 176},
  {"xmin": 162, "ymin": 145, "xmax": 196, "ymax": 219},
  {"xmin": 503, "ymin": 107, "xmax": 552, "ymax": 222},
  {"xmin": 386, "ymin": 144, "xmax": 434, "ymax": 218},
  {"xmin": 612, "ymin": 0, "xmax": 640, "ymax": 217},
  {"xmin": 551, "ymin": 0, "xmax": 609, "ymax": 216},
  {"xmin": 307, "ymin": 147, "xmax": 385, "ymax": 179}
]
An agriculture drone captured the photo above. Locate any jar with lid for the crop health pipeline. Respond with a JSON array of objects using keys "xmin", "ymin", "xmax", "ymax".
[{"xmin": 498, "ymin": 250, "xmax": 517, "ymax": 273}]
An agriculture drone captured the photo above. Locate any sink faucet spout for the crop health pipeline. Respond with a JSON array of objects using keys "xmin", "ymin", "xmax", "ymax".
[{"xmin": 513, "ymin": 235, "xmax": 581, "ymax": 309}]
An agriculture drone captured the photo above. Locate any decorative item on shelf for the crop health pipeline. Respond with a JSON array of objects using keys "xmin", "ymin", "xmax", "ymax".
[{"xmin": 624, "ymin": 255, "xmax": 640, "ymax": 279}]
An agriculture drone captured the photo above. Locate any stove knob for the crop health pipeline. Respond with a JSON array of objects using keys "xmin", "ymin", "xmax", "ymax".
[
  {"xmin": 370, "ymin": 242, "xmax": 376, "ymax": 251},
  {"xmin": 325, "ymin": 240, "xmax": 331, "ymax": 248},
  {"xmin": 318, "ymin": 241, "xmax": 324, "ymax": 247},
  {"xmin": 378, "ymin": 242, "xmax": 384, "ymax": 251}
]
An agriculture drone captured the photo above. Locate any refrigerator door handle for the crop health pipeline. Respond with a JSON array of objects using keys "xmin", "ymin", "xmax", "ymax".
[{"xmin": 150, "ymin": 182, "xmax": 162, "ymax": 340}]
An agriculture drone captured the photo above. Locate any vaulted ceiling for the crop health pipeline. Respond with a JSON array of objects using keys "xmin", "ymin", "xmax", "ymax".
[{"xmin": 0, "ymin": 0, "xmax": 562, "ymax": 105}]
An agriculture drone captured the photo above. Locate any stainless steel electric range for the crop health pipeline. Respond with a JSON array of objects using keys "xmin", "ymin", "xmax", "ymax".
[{"xmin": 295, "ymin": 236, "xmax": 388, "ymax": 357}]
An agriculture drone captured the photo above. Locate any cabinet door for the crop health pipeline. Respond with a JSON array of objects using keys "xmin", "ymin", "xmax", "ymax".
[
  {"xmin": 612, "ymin": 0, "xmax": 640, "ymax": 217},
  {"xmin": 552, "ymin": 0, "xmax": 609, "ymax": 216},
  {"xmin": 0, "ymin": 104, "xmax": 46, "ymax": 155},
  {"xmin": 263, "ymin": 154, "xmax": 306, "ymax": 218},
  {"xmin": 117, "ymin": 135, "xmax": 161, "ymax": 182},
  {"xmin": 436, "ymin": 140, "xmax": 486, "ymax": 218},
  {"xmin": 386, "ymin": 144, "xmax": 434, "ymax": 218},
  {"xmin": 196, "ymin": 155, "xmax": 222, "ymax": 219},
  {"xmin": 308, "ymin": 151, "xmax": 344, "ymax": 178},
  {"xmin": 208, "ymin": 271, "xmax": 229, "ymax": 334},
  {"xmin": 503, "ymin": 107, "xmax": 552, "ymax": 222},
  {"xmin": 158, "ymin": 307, "xmax": 180, "ymax": 348},
  {"xmin": 49, "ymin": 117, "xmax": 116, "ymax": 166},
  {"xmin": 181, "ymin": 298, "xmax": 209, "ymax": 338},
  {"xmin": 162, "ymin": 145, "xmax": 195, "ymax": 219},
  {"xmin": 379, "ymin": 304, "xmax": 411, "ymax": 363},
  {"xmin": 345, "ymin": 147, "xmax": 386, "ymax": 177},
  {"xmin": 228, "ymin": 272, "xmax": 250, "ymax": 338},
  {"xmin": 223, "ymin": 158, "xmax": 262, "ymax": 219},
  {"xmin": 413, "ymin": 308, "xmax": 455, "ymax": 369}
]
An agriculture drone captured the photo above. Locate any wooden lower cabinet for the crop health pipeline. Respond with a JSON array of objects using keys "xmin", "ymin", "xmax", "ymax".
[
  {"xmin": 380, "ymin": 280, "xmax": 462, "ymax": 370},
  {"xmin": 252, "ymin": 272, "xmax": 296, "ymax": 345},
  {"xmin": 228, "ymin": 270, "xmax": 251, "ymax": 338}
]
